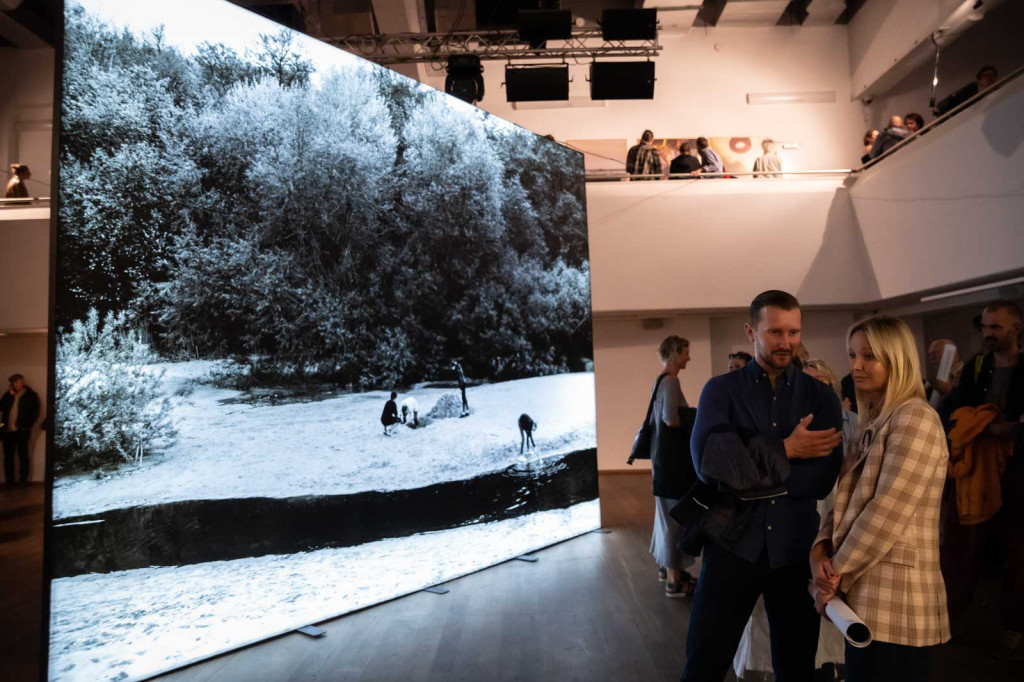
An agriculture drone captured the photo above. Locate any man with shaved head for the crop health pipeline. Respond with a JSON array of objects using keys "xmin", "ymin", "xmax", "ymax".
[{"xmin": 867, "ymin": 115, "xmax": 909, "ymax": 160}]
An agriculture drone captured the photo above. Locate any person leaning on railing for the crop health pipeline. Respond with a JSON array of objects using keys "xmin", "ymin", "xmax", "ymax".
[
  {"xmin": 933, "ymin": 65, "xmax": 998, "ymax": 117},
  {"xmin": 4, "ymin": 164, "xmax": 31, "ymax": 199}
]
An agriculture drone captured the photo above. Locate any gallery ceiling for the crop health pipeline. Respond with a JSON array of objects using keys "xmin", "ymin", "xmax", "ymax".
[{"xmin": 228, "ymin": 0, "xmax": 868, "ymax": 38}]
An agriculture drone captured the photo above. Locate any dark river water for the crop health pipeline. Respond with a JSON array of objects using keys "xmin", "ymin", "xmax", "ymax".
[{"xmin": 50, "ymin": 448, "xmax": 598, "ymax": 578}]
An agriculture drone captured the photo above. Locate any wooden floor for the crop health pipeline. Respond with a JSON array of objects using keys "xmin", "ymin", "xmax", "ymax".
[{"xmin": 1, "ymin": 475, "xmax": 1019, "ymax": 682}]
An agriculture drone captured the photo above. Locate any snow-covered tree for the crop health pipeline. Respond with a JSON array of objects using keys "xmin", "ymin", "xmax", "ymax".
[{"xmin": 55, "ymin": 310, "xmax": 176, "ymax": 472}]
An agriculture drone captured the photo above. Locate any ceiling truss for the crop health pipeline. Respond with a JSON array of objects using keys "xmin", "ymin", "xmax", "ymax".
[{"xmin": 325, "ymin": 28, "xmax": 662, "ymax": 65}]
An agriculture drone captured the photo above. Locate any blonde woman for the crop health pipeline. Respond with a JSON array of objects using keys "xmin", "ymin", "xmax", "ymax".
[{"xmin": 811, "ymin": 315, "xmax": 950, "ymax": 682}]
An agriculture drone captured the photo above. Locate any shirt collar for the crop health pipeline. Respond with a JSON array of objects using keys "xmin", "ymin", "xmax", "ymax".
[{"xmin": 747, "ymin": 358, "xmax": 798, "ymax": 386}]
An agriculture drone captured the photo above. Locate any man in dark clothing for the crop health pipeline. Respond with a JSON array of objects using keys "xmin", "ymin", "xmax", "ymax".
[
  {"xmin": 381, "ymin": 392, "xmax": 400, "ymax": 436},
  {"xmin": 840, "ymin": 373, "xmax": 857, "ymax": 413},
  {"xmin": 934, "ymin": 65, "xmax": 998, "ymax": 116},
  {"xmin": 626, "ymin": 130, "xmax": 662, "ymax": 178},
  {"xmin": 945, "ymin": 300, "xmax": 1024, "ymax": 660},
  {"xmin": 670, "ymin": 141, "xmax": 702, "ymax": 177},
  {"xmin": 693, "ymin": 137, "xmax": 724, "ymax": 176},
  {"xmin": 682, "ymin": 291, "xmax": 843, "ymax": 682},
  {"xmin": 868, "ymin": 115, "xmax": 909, "ymax": 160},
  {"xmin": 1, "ymin": 374, "xmax": 40, "ymax": 485}
]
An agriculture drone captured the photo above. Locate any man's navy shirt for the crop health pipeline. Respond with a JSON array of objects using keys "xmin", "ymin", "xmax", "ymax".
[{"xmin": 690, "ymin": 359, "xmax": 843, "ymax": 567}]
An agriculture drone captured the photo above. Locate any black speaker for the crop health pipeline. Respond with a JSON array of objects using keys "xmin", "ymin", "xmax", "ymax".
[
  {"xmin": 505, "ymin": 65, "xmax": 569, "ymax": 102},
  {"xmin": 590, "ymin": 61, "xmax": 655, "ymax": 100},
  {"xmin": 518, "ymin": 10, "xmax": 572, "ymax": 48},
  {"xmin": 601, "ymin": 9, "xmax": 657, "ymax": 41}
]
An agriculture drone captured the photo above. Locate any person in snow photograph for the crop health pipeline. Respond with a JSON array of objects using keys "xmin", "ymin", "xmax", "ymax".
[{"xmin": 46, "ymin": 1, "xmax": 598, "ymax": 681}]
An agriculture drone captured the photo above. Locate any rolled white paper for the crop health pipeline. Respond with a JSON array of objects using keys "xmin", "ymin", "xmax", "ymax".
[
  {"xmin": 809, "ymin": 583, "xmax": 873, "ymax": 648},
  {"xmin": 929, "ymin": 343, "xmax": 956, "ymax": 408}
]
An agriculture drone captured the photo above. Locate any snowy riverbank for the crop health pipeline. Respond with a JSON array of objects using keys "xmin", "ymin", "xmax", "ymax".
[
  {"xmin": 53, "ymin": 365, "xmax": 596, "ymax": 519},
  {"xmin": 49, "ymin": 499, "xmax": 601, "ymax": 682}
]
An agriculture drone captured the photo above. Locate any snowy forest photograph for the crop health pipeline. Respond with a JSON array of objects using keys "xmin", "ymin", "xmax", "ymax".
[{"xmin": 48, "ymin": 1, "xmax": 598, "ymax": 680}]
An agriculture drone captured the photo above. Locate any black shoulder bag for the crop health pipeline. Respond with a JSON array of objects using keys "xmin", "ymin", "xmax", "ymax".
[{"xmin": 627, "ymin": 373, "xmax": 668, "ymax": 465}]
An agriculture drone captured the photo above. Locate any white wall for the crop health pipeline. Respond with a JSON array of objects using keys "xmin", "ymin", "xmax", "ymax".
[
  {"xmin": 847, "ymin": 0, "xmax": 965, "ymax": 99},
  {"xmin": 0, "ymin": 48, "xmax": 55, "ymax": 198},
  {"xmin": 0, "ymin": 334, "xmax": 47, "ymax": 482},
  {"xmin": 586, "ymin": 178, "xmax": 881, "ymax": 313},
  {"xmin": 0, "ymin": 210, "xmax": 49, "ymax": 329},
  {"xmin": 416, "ymin": 26, "xmax": 868, "ymax": 171},
  {"xmin": 0, "ymin": 212, "xmax": 50, "ymax": 332},
  {"xmin": 850, "ymin": 73, "xmax": 1024, "ymax": 301}
]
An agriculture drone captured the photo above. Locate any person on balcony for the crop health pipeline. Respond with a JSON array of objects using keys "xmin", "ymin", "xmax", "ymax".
[
  {"xmin": 868, "ymin": 116, "xmax": 909, "ymax": 160},
  {"xmin": 670, "ymin": 140, "xmax": 702, "ymax": 177},
  {"xmin": 4, "ymin": 164, "xmax": 31, "ymax": 199},
  {"xmin": 626, "ymin": 130, "xmax": 662, "ymax": 179},
  {"xmin": 934, "ymin": 65, "xmax": 998, "ymax": 116},
  {"xmin": 691, "ymin": 137, "xmax": 724, "ymax": 177},
  {"xmin": 860, "ymin": 129, "xmax": 879, "ymax": 164},
  {"xmin": 904, "ymin": 113, "xmax": 925, "ymax": 135},
  {"xmin": 752, "ymin": 139, "xmax": 782, "ymax": 178}
]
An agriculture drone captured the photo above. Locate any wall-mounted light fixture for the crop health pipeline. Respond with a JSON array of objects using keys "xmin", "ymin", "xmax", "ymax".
[
  {"xmin": 746, "ymin": 91, "xmax": 836, "ymax": 105},
  {"xmin": 920, "ymin": 275, "xmax": 1024, "ymax": 303}
]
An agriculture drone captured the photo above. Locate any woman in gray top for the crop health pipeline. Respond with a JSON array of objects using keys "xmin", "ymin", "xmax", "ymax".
[{"xmin": 649, "ymin": 335, "xmax": 699, "ymax": 598}]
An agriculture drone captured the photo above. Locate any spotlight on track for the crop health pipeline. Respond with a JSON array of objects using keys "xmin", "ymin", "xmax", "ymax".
[
  {"xmin": 445, "ymin": 54, "xmax": 485, "ymax": 104},
  {"xmin": 600, "ymin": 9, "xmax": 658, "ymax": 41}
]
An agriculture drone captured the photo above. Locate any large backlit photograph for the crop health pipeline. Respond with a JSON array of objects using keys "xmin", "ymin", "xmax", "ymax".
[{"xmin": 49, "ymin": 1, "xmax": 597, "ymax": 679}]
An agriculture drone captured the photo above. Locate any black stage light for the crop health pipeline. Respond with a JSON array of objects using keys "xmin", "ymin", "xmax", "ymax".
[
  {"xmin": 590, "ymin": 61, "xmax": 655, "ymax": 100},
  {"xmin": 505, "ymin": 65, "xmax": 569, "ymax": 102},
  {"xmin": 445, "ymin": 54, "xmax": 485, "ymax": 104},
  {"xmin": 601, "ymin": 9, "xmax": 658, "ymax": 41},
  {"xmin": 518, "ymin": 9, "xmax": 571, "ymax": 49}
]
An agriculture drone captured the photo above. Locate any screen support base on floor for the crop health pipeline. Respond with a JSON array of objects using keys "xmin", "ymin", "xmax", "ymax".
[
  {"xmin": 590, "ymin": 528, "xmax": 612, "ymax": 534},
  {"xmin": 514, "ymin": 554, "xmax": 539, "ymax": 562},
  {"xmin": 296, "ymin": 625, "xmax": 326, "ymax": 638},
  {"xmin": 422, "ymin": 585, "xmax": 450, "ymax": 594}
]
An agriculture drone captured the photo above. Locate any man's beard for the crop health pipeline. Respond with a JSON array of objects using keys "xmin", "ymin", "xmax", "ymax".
[{"xmin": 764, "ymin": 350, "xmax": 792, "ymax": 370}]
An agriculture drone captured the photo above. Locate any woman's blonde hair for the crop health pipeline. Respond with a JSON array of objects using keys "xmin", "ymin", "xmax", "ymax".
[
  {"xmin": 803, "ymin": 358, "xmax": 840, "ymax": 398},
  {"xmin": 847, "ymin": 315, "xmax": 925, "ymax": 429},
  {"xmin": 657, "ymin": 335, "xmax": 689, "ymax": 363}
]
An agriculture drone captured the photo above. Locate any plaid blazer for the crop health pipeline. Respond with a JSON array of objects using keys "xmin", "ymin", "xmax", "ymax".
[{"xmin": 815, "ymin": 398, "xmax": 951, "ymax": 646}]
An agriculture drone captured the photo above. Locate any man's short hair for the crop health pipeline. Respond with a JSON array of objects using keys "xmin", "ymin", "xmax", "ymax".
[
  {"xmin": 728, "ymin": 351, "xmax": 753, "ymax": 362},
  {"xmin": 904, "ymin": 113, "xmax": 924, "ymax": 130},
  {"xmin": 984, "ymin": 300, "xmax": 1023, "ymax": 326},
  {"xmin": 750, "ymin": 290, "xmax": 800, "ymax": 323},
  {"xmin": 696, "ymin": 137, "xmax": 709, "ymax": 149},
  {"xmin": 977, "ymin": 65, "xmax": 998, "ymax": 81},
  {"xmin": 8, "ymin": 374, "xmax": 24, "ymax": 384},
  {"xmin": 641, "ymin": 130, "xmax": 654, "ymax": 143},
  {"xmin": 681, "ymin": 141, "xmax": 696, "ymax": 154}
]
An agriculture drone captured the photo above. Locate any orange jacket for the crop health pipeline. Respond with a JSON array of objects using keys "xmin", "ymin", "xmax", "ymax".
[{"xmin": 948, "ymin": 404, "xmax": 1012, "ymax": 525}]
